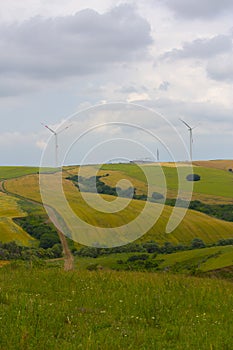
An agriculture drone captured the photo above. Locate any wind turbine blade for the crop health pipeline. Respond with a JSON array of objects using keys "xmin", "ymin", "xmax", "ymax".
[
  {"xmin": 179, "ymin": 118, "xmax": 192, "ymax": 129},
  {"xmin": 41, "ymin": 122, "xmax": 56, "ymax": 134},
  {"xmin": 192, "ymin": 122, "xmax": 200, "ymax": 131},
  {"xmin": 57, "ymin": 124, "xmax": 72, "ymax": 135}
]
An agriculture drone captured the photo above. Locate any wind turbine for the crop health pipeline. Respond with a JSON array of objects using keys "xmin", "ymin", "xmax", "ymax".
[
  {"xmin": 180, "ymin": 119, "xmax": 198, "ymax": 162},
  {"xmin": 41, "ymin": 123, "xmax": 71, "ymax": 167},
  {"xmin": 157, "ymin": 148, "xmax": 160, "ymax": 162}
]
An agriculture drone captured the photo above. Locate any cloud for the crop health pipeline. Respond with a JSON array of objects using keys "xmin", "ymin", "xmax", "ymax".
[
  {"xmin": 36, "ymin": 139, "xmax": 47, "ymax": 150},
  {"xmin": 126, "ymin": 92, "xmax": 151, "ymax": 102},
  {"xmin": 207, "ymin": 53, "xmax": 233, "ymax": 82},
  {"xmin": 160, "ymin": 0, "xmax": 233, "ymax": 19},
  {"xmin": 0, "ymin": 4, "xmax": 152, "ymax": 91},
  {"xmin": 118, "ymin": 86, "xmax": 138, "ymax": 94},
  {"xmin": 142, "ymin": 97, "xmax": 233, "ymax": 125},
  {"xmin": 162, "ymin": 35, "xmax": 233, "ymax": 60}
]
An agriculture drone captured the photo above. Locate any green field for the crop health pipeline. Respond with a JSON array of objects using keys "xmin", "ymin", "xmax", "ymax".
[
  {"xmin": 0, "ymin": 266, "xmax": 233, "ymax": 349},
  {"xmin": 0, "ymin": 166, "xmax": 39, "ymax": 180},
  {"xmin": 101, "ymin": 163, "xmax": 233, "ymax": 201}
]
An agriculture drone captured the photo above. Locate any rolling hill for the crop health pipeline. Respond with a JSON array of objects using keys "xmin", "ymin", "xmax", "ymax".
[{"xmin": 4, "ymin": 168, "xmax": 233, "ymax": 247}]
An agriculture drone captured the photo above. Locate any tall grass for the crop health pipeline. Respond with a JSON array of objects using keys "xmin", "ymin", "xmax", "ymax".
[{"xmin": 0, "ymin": 266, "xmax": 233, "ymax": 349}]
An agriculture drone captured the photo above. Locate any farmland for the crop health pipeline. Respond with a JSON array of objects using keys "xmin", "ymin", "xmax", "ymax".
[{"xmin": 0, "ymin": 192, "xmax": 34, "ymax": 245}]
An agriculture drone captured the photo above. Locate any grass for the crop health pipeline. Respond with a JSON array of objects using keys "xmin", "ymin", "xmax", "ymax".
[
  {"xmin": 0, "ymin": 266, "xmax": 233, "ymax": 349},
  {"xmin": 0, "ymin": 193, "xmax": 35, "ymax": 245},
  {"xmin": 0, "ymin": 166, "xmax": 39, "ymax": 180}
]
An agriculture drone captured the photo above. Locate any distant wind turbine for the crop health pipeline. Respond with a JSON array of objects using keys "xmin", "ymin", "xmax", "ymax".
[
  {"xmin": 41, "ymin": 123, "xmax": 71, "ymax": 167},
  {"xmin": 157, "ymin": 148, "xmax": 160, "ymax": 162},
  {"xmin": 180, "ymin": 119, "xmax": 198, "ymax": 162}
]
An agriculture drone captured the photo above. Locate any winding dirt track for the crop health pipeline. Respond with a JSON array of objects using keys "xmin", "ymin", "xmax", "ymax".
[{"xmin": 0, "ymin": 179, "xmax": 74, "ymax": 271}]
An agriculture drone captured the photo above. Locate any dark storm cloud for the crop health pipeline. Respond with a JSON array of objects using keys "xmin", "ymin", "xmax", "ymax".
[
  {"xmin": 162, "ymin": 35, "xmax": 233, "ymax": 60},
  {"xmin": 0, "ymin": 5, "xmax": 152, "ymax": 83},
  {"xmin": 160, "ymin": 0, "xmax": 233, "ymax": 19}
]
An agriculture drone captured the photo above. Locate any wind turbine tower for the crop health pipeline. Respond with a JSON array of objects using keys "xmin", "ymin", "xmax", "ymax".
[
  {"xmin": 41, "ymin": 123, "xmax": 71, "ymax": 167},
  {"xmin": 180, "ymin": 119, "xmax": 197, "ymax": 162},
  {"xmin": 157, "ymin": 148, "xmax": 160, "ymax": 162}
]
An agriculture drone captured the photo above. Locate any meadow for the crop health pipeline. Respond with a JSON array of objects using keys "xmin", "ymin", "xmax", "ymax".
[{"xmin": 0, "ymin": 266, "xmax": 233, "ymax": 350}]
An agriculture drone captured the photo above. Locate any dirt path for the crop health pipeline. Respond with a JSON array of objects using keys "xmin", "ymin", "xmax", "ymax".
[
  {"xmin": 0, "ymin": 181, "xmax": 5, "ymax": 192},
  {"xmin": 1, "ymin": 180, "xmax": 74, "ymax": 271}
]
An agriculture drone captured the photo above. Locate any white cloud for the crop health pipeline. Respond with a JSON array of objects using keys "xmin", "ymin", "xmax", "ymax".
[
  {"xmin": 36, "ymin": 139, "xmax": 47, "ymax": 150},
  {"xmin": 127, "ymin": 92, "xmax": 151, "ymax": 102}
]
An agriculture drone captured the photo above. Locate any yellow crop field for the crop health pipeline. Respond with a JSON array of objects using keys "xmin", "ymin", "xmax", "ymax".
[
  {"xmin": 0, "ymin": 192, "xmax": 35, "ymax": 245},
  {"xmin": 5, "ymin": 172, "xmax": 233, "ymax": 246},
  {"xmin": 193, "ymin": 159, "xmax": 233, "ymax": 171}
]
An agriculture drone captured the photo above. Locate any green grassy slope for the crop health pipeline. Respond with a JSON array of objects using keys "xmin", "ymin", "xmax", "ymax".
[
  {"xmin": 0, "ymin": 166, "xmax": 39, "ymax": 180},
  {"xmin": 101, "ymin": 163, "xmax": 233, "ymax": 199},
  {"xmin": 0, "ymin": 266, "xmax": 233, "ymax": 349},
  {"xmin": 71, "ymin": 245, "xmax": 233, "ymax": 273}
]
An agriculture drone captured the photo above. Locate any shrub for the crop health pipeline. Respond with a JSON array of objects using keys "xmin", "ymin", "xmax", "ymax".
[
  {"xmin": 191, "ymin": 238, "xmax": 206, "ymax": 249},
  {"xmin": 152, "ymin": 192, "xmax": 164, "ymax": 200},
  {"xmin": 127, "ymin": 254, "xmax": 149, "ymax": 262},
  {"xmin": 186, "ymin": 174, "xmax": 201, "ymax": 182},
  {"xmin": 142, "ymin": 241, "xmax": 160, "ymax": 253},
  {"xmin": 86, "ymin": 263, "xmax": 99, "ymax": 271}
]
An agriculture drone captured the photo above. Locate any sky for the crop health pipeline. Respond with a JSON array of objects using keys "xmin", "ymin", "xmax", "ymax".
[{"xmin": 0, "ymin": 0, "xmax": 233, "ymax": 166}]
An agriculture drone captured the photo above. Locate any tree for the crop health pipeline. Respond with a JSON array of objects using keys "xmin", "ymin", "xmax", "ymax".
[
  {"xmin": 39, "ymin": 233, "xmax": 60, "ymax": 249},
  {"xmin": 191, "ymin": 238, "xmax": 206, "ymax": 249},
  {"xmin": 143, "ymin": 241, "xmax": 160, "ymax": 253}
]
